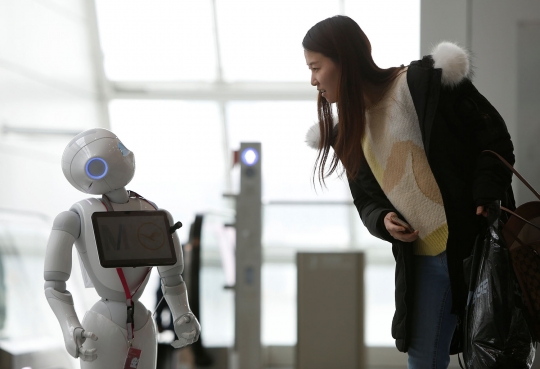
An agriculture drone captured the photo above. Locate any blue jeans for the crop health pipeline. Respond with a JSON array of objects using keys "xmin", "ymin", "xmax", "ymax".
[{"xmin": 408, "ymin": 251, "xmax": 458, "ymax": 369}]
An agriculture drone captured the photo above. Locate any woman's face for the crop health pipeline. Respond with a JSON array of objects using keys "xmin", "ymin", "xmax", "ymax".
[{"xmin": 304, "ymin": 50, "xmax": 340, "ymax": 103}]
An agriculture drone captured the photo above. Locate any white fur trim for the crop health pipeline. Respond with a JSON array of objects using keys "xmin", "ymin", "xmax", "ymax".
[
  {"xmin": 305, "ymin": 123, "xmax": 320, "ymax": 149},
  {"xmin": 431, "ymin": 42, "xmax": 470, "ymax": 87},
  {"xmin": 305, "ymin": 118, "xmax": 339, "ymax": 150}
]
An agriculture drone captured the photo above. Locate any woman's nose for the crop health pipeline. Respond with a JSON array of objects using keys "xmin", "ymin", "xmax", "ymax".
[{"xmin": 311, "ymin": 74, "xmax": 317, "ymax": 86}]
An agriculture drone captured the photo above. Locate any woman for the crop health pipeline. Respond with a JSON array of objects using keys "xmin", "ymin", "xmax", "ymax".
[{"xmin": 303, "ymin": 15, "xmax": 515, "ymax": 368}]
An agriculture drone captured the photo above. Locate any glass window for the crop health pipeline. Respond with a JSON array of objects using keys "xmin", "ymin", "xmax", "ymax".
[
  {"xmin": 264, "ymin": 204, "xmax": 350, "ymax": 249},
  {"xmin": 227, "ymin": 101, "xmax": 392, "ymax": 250},
  {"xmin": 345, "ymin": 0, "xmax": 420, "ymax": 68},
  {"xmin": 260, "ymin": 262, "xmax": 396, "ymax": 346},
  {"xmin": 227, "ymin": 101, "xmax": 347, "ymax": 201},
  {"xmin": 94, "ymin": 0, "xmax": 217, "ymax": 81},
  {"xmin": 216, "ymin": 0, "xmax": 340, "ymax": 82},
  {"xmin": 0, "ymin": 214, "xmax": 53, "ymax": 340},
  {"xmin": 108, "ymin": 99, "xmax": 226, "ymax": 242},
  {"xmin": 200, "ymin": 265, "xmax": 235, "ymax": 346},
  {"xmin": 262, "ymin": 263, "xmax": 297, "ymax": 345}
]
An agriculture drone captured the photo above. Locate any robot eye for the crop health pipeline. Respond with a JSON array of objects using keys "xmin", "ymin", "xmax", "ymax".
[
  {"xmin": 118, "ymin": 142, "xmax": 131, "ymax": 156},
  {"xmin": 86, "ymin": 158, "xmax": 108, "ymax": 179}
]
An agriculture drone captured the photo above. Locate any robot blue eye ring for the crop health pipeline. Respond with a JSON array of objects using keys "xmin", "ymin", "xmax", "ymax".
[{"xmin": 85, "ymin": 157, "xmax": 109, "ymax": 180}]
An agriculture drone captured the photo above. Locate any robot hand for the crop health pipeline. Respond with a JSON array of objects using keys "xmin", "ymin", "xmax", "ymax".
[
  {"xmin": 73, "ymin": 327, "xmax": 98, "ymax": 361},
  {"xmin": 44, "ymin": 287, "xmax": 98, "ymax": 361},
  {"xmin": 171, "ymin": 313, "xmax": 201, "ymax": 349}
]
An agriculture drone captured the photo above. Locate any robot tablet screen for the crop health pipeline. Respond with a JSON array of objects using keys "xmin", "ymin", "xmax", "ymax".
[{"xmin": 92, "ymin": 211, "xmax": 178, "ymax": 268}]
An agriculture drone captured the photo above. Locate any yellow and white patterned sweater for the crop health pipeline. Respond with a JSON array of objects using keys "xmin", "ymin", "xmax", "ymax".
[{"xmin": 363, "ymin": 71, "xmax": 448, "ymax": 256}]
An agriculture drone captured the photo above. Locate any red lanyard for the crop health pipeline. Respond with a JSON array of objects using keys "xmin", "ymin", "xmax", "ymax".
[
  {"xmin": 116, "ymin": 268, "xmax": 135, "ymax": 341},
  {"xmin": 100, "ymin": 194, "xmax": 152, "ymax": 342},
  {"xmin": 116, "ymin": 267, "xmax": 150, "ymax": 341}
]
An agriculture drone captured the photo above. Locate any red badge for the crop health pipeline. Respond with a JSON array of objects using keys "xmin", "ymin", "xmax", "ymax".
[{"xmin": 124, "ymin": 347, "xmax": 142, "ymax": 369}]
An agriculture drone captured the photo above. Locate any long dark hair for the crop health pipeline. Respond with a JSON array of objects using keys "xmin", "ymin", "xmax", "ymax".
[{"xmin": 303, "ymin": 15, "xmax": 405, "ymax": 184}]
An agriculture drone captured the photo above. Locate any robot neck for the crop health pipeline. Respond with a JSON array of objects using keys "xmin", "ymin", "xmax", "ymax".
[{"xmin": 105, "ymin": 187, "xmax": 129, "ymax": 204}]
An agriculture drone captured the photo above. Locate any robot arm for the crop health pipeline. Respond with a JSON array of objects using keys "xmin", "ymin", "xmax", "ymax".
[
  {"xmin": 44, "ymin": 211, "xmax": 98, "ymax": 361},
  {"xmin": 158, "ymin": 210, "xmax": 201, "ymax": 348}
]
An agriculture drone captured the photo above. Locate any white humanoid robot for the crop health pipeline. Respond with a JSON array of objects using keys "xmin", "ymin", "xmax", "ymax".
[{"xmin": 44, "ymin": 128, "xmax": 201, "ymax": 368}]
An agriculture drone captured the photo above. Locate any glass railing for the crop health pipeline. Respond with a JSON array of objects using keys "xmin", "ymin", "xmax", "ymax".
[
  {"xmin": 195, "ymin": 203, "xmax": 396, "ymax": 348},
  {"xmin": 0, "ymin": 208, "xmax": 78, "ymax": 368}
]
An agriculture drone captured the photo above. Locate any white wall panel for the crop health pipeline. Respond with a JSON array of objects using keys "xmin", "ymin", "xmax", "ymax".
[
  {"xmin": 421, "ymin": 0, "xmax": 540, "ymax": 202},
  {"xmin": 471, "ymin": 0, "xmax": 540, "ymax": 138},
  {"xmin": 420, "ymin": 0, "xmax": 468, "ymax": 55},
  {"xmin": 516, "ymin": 21, "xmax": 540, "ymax": 204},
  {"xmin": 470, "ymin": 1, "xmax": 518, "ymax": 139},
  {"xmin": 0, "ymin": 0, "xmax": 97, "ymax": 95}
]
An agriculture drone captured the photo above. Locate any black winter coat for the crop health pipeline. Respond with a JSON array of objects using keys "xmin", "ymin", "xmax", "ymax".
[{"xmin": 348, "ymin": 55, "xmax": 516, "ymax": 353}]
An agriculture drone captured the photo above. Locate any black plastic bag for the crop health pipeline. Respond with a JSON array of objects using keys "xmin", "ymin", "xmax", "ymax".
[{"xmin": 462, "ymin": 202, "xmax": 535, "ymax": 368}]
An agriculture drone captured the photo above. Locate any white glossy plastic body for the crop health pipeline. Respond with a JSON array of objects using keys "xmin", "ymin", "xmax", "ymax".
[{"xmin": 44, "ymin": 128, "xmax": 200, "ymax": 369}]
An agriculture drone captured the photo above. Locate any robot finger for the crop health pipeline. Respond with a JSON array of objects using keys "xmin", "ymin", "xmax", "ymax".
[
  {"xmin": 79, "ymin": 347, "xmax": 98, "ymax": 362},
  {"xmin": 181, "ymin": 329, "xmax": 197, "ymax": 339},
  {"xmin": 83, "ymin": 331, "xmax": 98, "ymax": 341},
  {"xmin": 173, "ymin": 314, "xmax": 191, "ymax": 327},
  {"xmin": 171, "ymin": 338, "xmax": 188, "ymax": 349},
  {"xmin": 79, "ymin": 347, "xmax": 97, "ymax": 355},
  {"xmin": 80, "ymin": 353, "xmax": 98, "ymax": 362}
]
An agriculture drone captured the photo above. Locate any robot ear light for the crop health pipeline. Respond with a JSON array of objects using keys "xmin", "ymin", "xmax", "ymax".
[
  {"xmin": 118, "ymin": 141, "xmax": 131, "ymax": 156},
  {"xmin": 86, "ymin": 157, "xmax": 109, "ymax": 180}
]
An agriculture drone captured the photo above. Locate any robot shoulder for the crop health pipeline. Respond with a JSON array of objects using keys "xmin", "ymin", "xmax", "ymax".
[
  {"xmin": 52, "ymin": 211, "xmax": 81, "ymax": 239},
  {"xmin": 70, "ymin": 197, "xmax": 107, "ymax": 213},
  {"xmin": 68, "ymin": 197, "xmax": 108, "ymax": 224}
]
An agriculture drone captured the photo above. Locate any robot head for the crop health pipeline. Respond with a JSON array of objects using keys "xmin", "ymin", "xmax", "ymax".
[{"xmin": 62, "ymin": 128, "xmax": 135, "ymax": 195}]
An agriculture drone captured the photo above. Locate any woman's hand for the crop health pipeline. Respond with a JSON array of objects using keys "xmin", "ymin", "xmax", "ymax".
[
  {"xmin": 476, "ymin": 205, "xmax": 488, "ymax": 217},
  {"xmin": 384, "ymin": 212, "xmax": 419, "ymax": 242}
]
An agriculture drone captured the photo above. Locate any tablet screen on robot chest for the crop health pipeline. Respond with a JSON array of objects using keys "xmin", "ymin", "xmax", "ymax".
[{"xmin": 91, "ymin": 211, "xmax": 177, "ymax": 268}]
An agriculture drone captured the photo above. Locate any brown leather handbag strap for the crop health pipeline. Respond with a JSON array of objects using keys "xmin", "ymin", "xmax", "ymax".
[
  {"xmin": 483, "ymin": 150, "xmax": 540, "ymax": 201},
  {"xmin": 500, "ymin": 218, "xmax": 528, "ymax": 248},
  {"xmin": 501, "ymin": 206, "xmax": 540, "ymax": 233},
  {"xmin": 501, "ymin": 207, "xmax": 540, "ymax": 258}
]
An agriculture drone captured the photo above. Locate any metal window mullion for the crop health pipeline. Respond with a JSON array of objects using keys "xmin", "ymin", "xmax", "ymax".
[
  {"xmin": 211, "ymin": 0, "xmax": 224, "ymax": 83},
  {"xmin": 210, "ymin": 0, "xmax": 233, "ymax": 203},
  {"xmin": 219, "ymin": 101, "xmax": 233, "ymax": 196},
  {"xmin": 86, "ymin": 0, "xmax": 112, "ymax": 129}
]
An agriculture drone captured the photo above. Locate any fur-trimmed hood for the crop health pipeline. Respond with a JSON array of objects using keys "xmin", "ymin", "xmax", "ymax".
[
  {"xmin": 431, "ymin": 41, "xmax": 471, "ymax": 87},
  {"xmin": 305, "ymin": 41, "xmax": 471, "ymax": 149}
]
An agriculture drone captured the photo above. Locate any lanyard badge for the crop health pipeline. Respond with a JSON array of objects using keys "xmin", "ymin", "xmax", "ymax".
[{"xmin": 123, "ymin": 347, "xmax": 142, "ymax": 369}]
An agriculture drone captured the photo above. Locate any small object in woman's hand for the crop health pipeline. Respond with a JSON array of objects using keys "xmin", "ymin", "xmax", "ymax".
[{"xmin": 391, "ymin": 214, "xmax": 415, "ymax": 233}]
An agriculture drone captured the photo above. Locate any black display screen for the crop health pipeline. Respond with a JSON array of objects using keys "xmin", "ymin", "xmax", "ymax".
[{"xmin": 91, "ymin": 210, "xmax": 177, "ymax": 268}]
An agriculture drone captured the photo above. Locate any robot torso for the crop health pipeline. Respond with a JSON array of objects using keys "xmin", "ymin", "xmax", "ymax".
[{"xmin": 71, "ymin": 196, "xmax": 157, "ymax": 302}]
